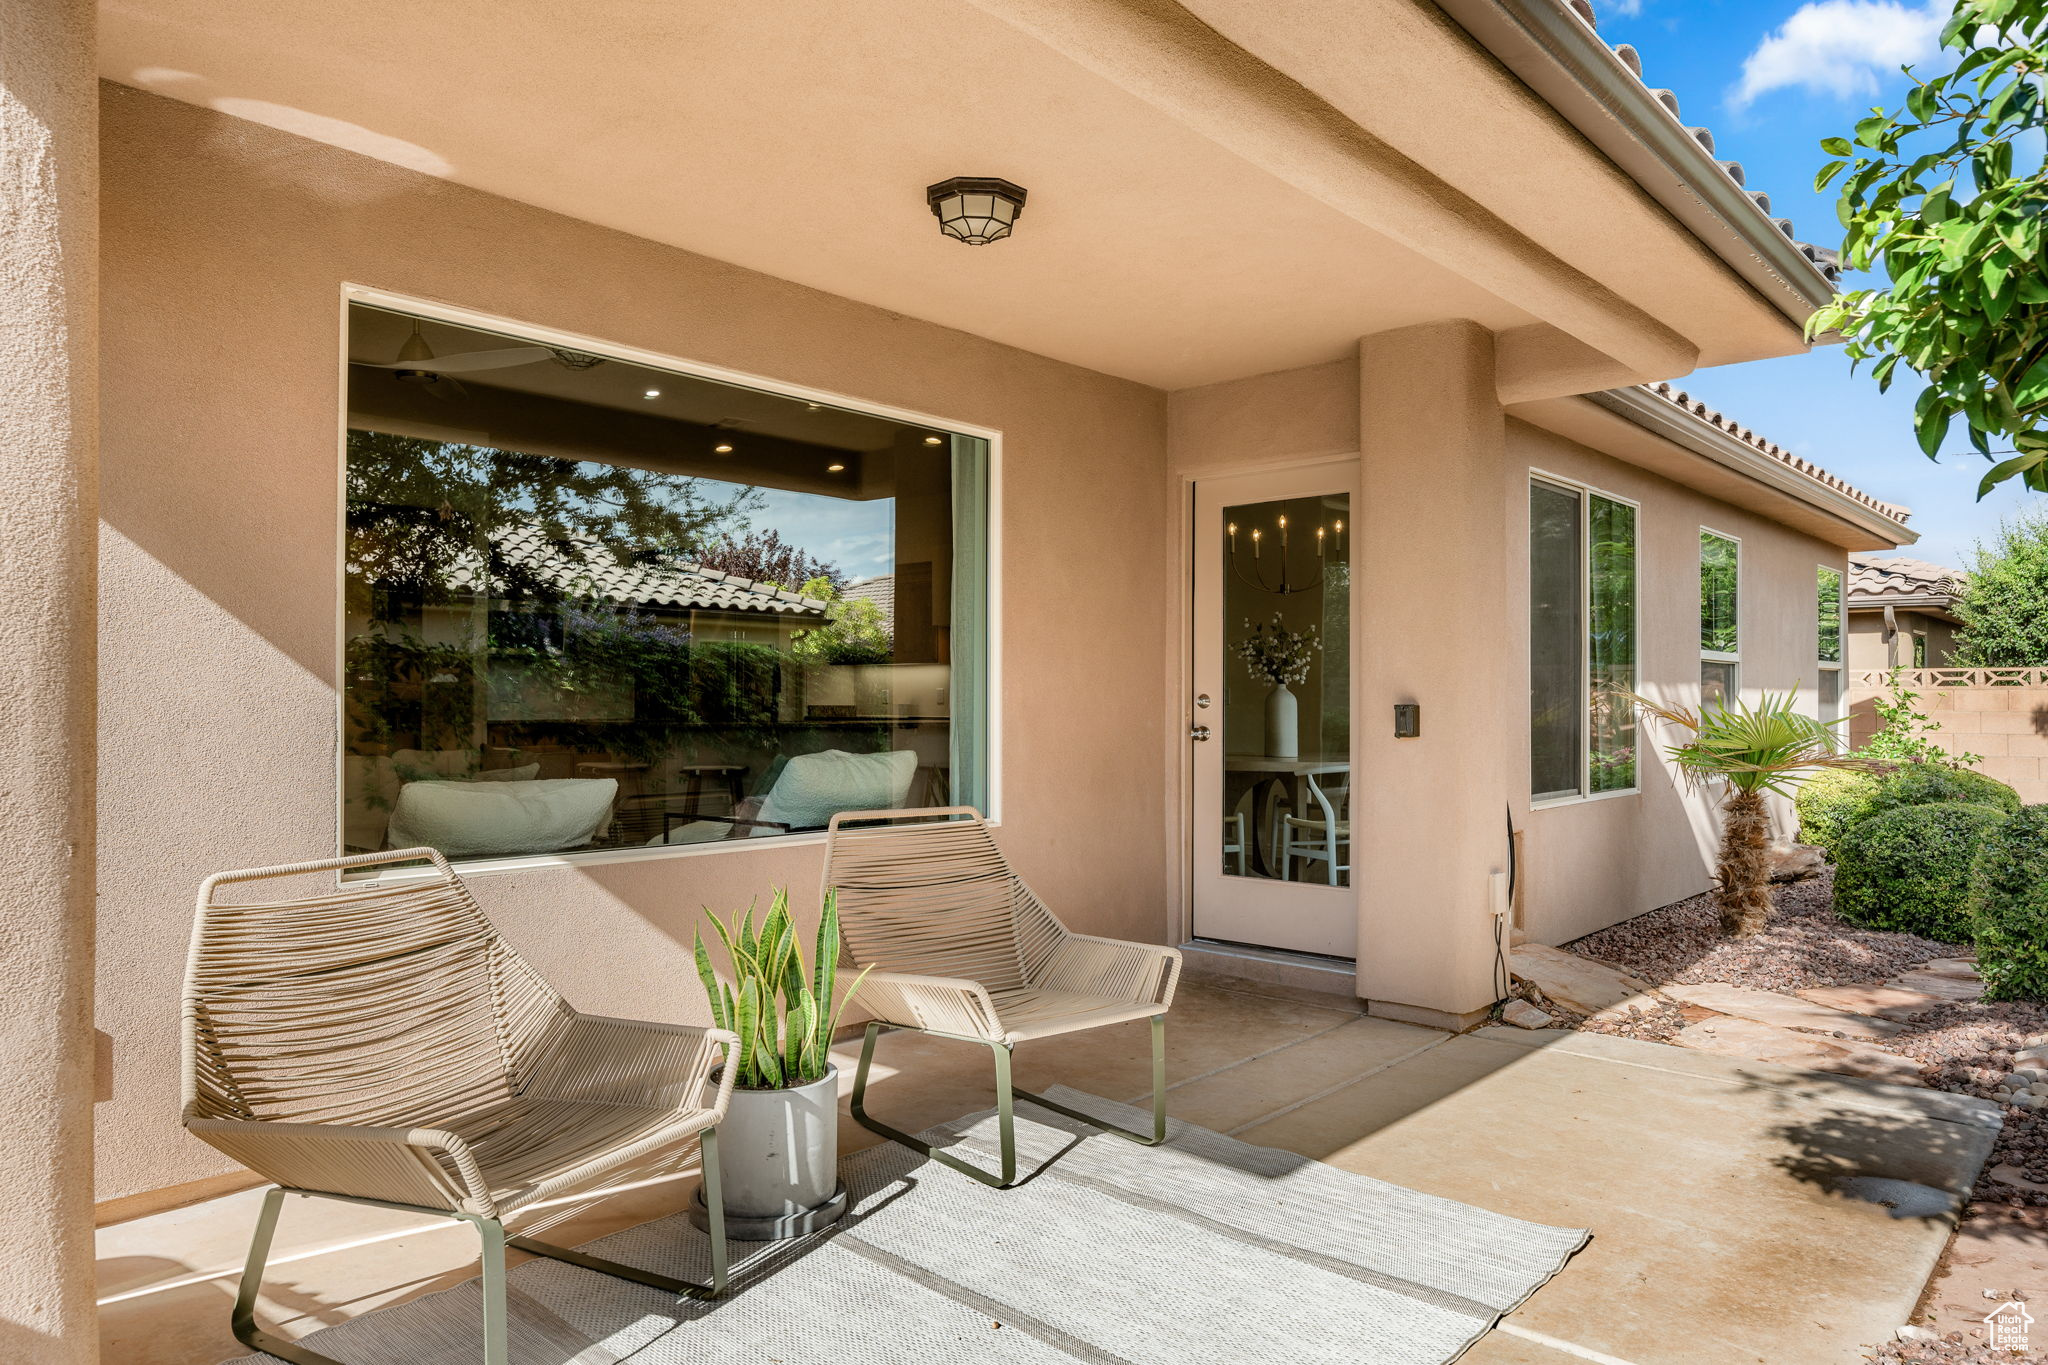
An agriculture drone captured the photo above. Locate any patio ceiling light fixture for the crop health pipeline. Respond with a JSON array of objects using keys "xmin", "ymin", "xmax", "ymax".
[{"xmin": 926, "ymin": 177, "xmax": 1027, "ymax": 245}]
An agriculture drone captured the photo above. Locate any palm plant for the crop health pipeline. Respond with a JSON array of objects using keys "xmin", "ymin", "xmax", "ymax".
[
  {"xmin": 693, "ymin": 888, "xmax": 869, "ymax": 1089},
  {"xmin": 1619, "ymin": 689, "xmax": 1876, "ymax": 937}
]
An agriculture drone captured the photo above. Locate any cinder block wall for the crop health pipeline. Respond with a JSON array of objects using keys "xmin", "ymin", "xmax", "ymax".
[{"xmin": 1848, "ymin": 680, "xmax": 2048, "ymax": 804}]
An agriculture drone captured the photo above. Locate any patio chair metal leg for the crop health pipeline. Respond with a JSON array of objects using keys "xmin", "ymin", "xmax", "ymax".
[
  {"xmin": 507, "ymin": 1126, "xmax": 728, "ymax": 1299},
  {"xmin": 227, "ymin": 1187, "xmax": 347, "ymax": 1365},
  {"xmin": 851, "ymin": 1015, "xmax": 1170, "ymax": 1188},
  {"xmin": 479, "ymin": 1218, "xmax": 510, "ymax": 1365}
]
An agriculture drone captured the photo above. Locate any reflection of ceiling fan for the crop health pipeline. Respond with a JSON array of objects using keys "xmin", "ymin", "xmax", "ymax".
[{"xmin": 361, "ymin": 322, "xmax": 607, "ymax": 394}]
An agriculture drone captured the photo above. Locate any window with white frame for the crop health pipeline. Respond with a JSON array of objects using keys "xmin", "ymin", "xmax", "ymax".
[
  {"xmin": 1700, "ymin": 530, "xmax": 1739, "ymax": 705},
  {"xmin": 341, "ymin": 301, "xmax": 990, "ymax": 866},
  {"xmin": 1817, "ymin": 565, "xmax": 1844, "ymax": 724},
  {"xmin": 1530, "ymin": 477, "xmax": 1639, "ymax": 802}
]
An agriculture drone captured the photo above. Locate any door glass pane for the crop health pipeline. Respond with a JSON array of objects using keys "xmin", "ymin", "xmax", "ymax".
[
  {"xmin": 1220, "ymin": 494, "xmax": 1349, "ymax": 886},
  {"xmin": 1530, "ymin": 481, "xmax": 1583, "ymax": 800}
]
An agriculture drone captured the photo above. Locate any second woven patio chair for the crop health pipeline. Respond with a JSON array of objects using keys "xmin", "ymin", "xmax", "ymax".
[
  {"xmin": 823, "ymin": 807, "xmax": 1182, "ymax": 1188},
  {"xmin": 182, "ymin": 848, "xmax": 736, "ymax": 1365}
]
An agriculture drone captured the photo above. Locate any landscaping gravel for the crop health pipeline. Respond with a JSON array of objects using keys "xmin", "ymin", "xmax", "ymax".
[{"xmin": 1569, "ymin": 868, "xmax": 1960, "ymax": 991}]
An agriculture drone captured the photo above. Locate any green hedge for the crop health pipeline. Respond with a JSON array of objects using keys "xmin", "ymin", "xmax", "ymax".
[
  {"xmin": 1833, "ymin": 801, "xmax": 2011, "ymax": 942},
  {"xmin": 1970, "ymin": 805, "xmax": 2048, "ymax": 1001},
  {"xmin": 1794, "ymin": 768, "xmax": 1886, "ymax": 860},
  {"xmin": 1796, "ymin": 762, "xmax": 2021, "ymax": 861}
]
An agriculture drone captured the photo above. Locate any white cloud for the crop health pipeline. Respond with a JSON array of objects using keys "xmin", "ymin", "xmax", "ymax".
[
  {"xmin": 1603, "ymin": 0, "xmax": 1643, "ymax": 15},
  {"xmin": 1730, "ymin": 0, "xmax": 1944, "ymax": 108}
]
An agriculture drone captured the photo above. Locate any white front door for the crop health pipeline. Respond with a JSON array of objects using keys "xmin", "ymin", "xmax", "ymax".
[{"xmin": 1190, "ymin": 461, "xmax": 1359, "ymax": 959}]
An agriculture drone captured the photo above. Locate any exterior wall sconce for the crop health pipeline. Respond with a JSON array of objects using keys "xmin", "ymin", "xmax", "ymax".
[
  {"xmin": 926, "ymin": 177, "xmax": 1027, "ymax": 244},
  {"xmin": 1394, "ymin": 703, "xmax": 1421, "ymax": 739}
]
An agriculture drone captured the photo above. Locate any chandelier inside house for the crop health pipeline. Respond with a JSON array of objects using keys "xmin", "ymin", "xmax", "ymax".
[{"xmin": 1226, "ymin": 514, "xmax": 1343, "ymax": 596}]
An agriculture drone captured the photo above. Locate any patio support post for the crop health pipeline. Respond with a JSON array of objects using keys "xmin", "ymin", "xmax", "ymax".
[
  {"xmin": 0, "ymin": 0, "xmax": 100, "ymax": 1360},
  {"xmin": 1355, "ymin": 322, "xmax": 1511, "ymax": 1023}
]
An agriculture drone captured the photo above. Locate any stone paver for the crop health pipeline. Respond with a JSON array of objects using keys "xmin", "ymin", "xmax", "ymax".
[
  {"xmin": 1887, "ymin": 969, "xmax": 1985, "ymax": 1004},
  {"xmin": 1800, "ymin": 983, "xmax": 1949, "ymax": 1021},
  {"xmin": 1664, "ymin": 982, "xmax": 1903, "ymax": 1040},
  {"xmin": 1510, "ymin": 943, "xmax": 1653, "ymax": 1015},
  {"xmin": 1675, "ymin": 1015, "xmax": 1924, "ymax": 1085}
]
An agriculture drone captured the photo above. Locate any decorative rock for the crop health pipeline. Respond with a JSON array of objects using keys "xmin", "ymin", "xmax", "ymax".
[
  {"xmin": 1510, "ymin": 943, "xmax": 1654, "ymax": 1016},
  {"xmin": 1501, "ymin": 999, "xmax": 1554, "ymax": 1030},
  {"xmin": 1766, "ymin": 840, "xmax": 1826, "ymax": 883},
  {"xmin": 1895, "ymin": 1324, "xmax": 1939, "ymax": 1342},
  {"xmin": 1662, "ymin": 983, "xmax": 1902, "ymax": 1039}
]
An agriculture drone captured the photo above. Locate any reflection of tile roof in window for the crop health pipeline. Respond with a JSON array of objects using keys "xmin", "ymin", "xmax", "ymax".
[
  {"xmin": 466, "ymin": 524, "xmax": 832, "ymax": 616},
  {"xmin": 1636, "ymin": 381, "xmax": 1912, "ymax": 528},
  {"xmin": 1562, "ymin": 0, "xmax": 1840, "ymax": 284},
  {"xmin": 1848, "ymin": 552, "xmax": 1967, "ymax": 605},
  {"xmin": 839, "ymin": 573, "xmax": 895, "ymax": 632}
]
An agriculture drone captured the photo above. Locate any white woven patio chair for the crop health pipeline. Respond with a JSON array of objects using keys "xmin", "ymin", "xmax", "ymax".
[
  {"xmin": 824, "ymin": 808, "xmax": 1182, "ymax": 1188},
  {"xmin": 182, "ymin": 848, "xmax": 736, "ymax": 1365}
]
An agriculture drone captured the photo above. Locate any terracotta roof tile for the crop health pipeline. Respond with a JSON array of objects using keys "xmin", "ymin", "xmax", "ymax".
[
  {"xmin": 467, "ymin": 525, "xmax": 832, "ymax": 616},
  {"xmin": 1569, "ymin": 3, "xmax": 1841, "ymax": 284},
  {"xmin": 1848, "ymin": 552, "xmax": 1966, "ymax": 602},
  {"xmin": 1638, "ymin": 382, "xmax": 1911, "ymax": 527}
]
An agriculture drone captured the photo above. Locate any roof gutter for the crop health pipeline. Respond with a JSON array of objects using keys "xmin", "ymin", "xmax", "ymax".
[
  {"xmin": 1433, "ymin": 0, "xmax": 1838, "ymax": 327},
  {"xmin": 1589, "ymin": 387, "xmax": 1916, "ymax": 546},
  {"xmin": 1848, "ymin": 592, "xmax": 1960, "ymax": 614}
]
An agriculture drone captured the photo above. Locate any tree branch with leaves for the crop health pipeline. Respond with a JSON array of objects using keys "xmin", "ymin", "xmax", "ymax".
[{"xmin": 1809, "ymin": 0, "xmax": 2048, "ymax": 496}]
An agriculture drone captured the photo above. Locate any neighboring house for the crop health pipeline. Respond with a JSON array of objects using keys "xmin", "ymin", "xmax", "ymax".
[
  {"xmin": 4, "ymin": 0, "xmax": 1927, "ymax": 1270},
  {"xmin": 840, "ymin": 572, "xmax": 897, "ymax": 635},
  {"xmin": 1847, "ymin": 552, "xmax": 1967, "ymax": 671}
]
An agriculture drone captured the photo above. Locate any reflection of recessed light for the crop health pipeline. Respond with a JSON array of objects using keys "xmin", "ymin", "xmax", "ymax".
[
  {"xmin": 713, "ymin": 443, "xmax": 734, "ymax": 454},
  {"xmin": 806, "ymin": 402, "xmax": 821, "ymax": 411},
  {"xmin": 827, "ymin": 463, "xmax": 845, "ymax": 472},
  {"xmin": 923, "ymin": 435, "xmax": 943, "ymax": 445},
  {"xmin": 643, "ymin": 388, "xmax": 661, "ymax": 399}
]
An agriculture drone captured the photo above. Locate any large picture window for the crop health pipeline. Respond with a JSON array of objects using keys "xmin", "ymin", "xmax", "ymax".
[
  {"xmin": 342, "ymin": 301, "xmax": 989, "ymax": 864},
  {"xmin": 1530, "ymin": 477, "xmax": 1638, "ymax": 803},
  {"xmin": 1700, "ymin": 530, "xmax": 1740, "ymax": 705}
]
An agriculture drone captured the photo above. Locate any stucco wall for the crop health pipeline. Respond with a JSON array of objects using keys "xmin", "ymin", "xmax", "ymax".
[
  {"xmin": 1508, "ymin": 420, "xmax": 1848, "ymax": 946},
  {"xmin": 1847, "ymin": 607, "xmax": 1957, "ymax": 673},
  {"xmin": 97, "ymin": 84, "xmax": 1170, "ymax": 1203}
]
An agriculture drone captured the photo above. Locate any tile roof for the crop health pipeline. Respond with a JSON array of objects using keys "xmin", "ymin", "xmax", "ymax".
[
  {"xmin": 474, "ymin": 524, "xmax": 833, "ymax": 616},
  {"xmin": 840, "ymin": 573, "xmax": 896, "ymax": 632},
  {"xmin": 1638, "ymin": 381, "xmax": 1912, "ymax": 528},
  {"xmin": 1848, "ymin": 552, "xmax": 1966, "ymax": 604},
  {"xmin": 1563, "ymin": 0, "xmax": 1842, "ymax": 285}
]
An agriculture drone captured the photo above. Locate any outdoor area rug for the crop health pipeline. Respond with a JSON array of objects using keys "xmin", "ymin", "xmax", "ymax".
[{"xmin": 225, "ymin": 1086, "xmax": 1589, "ymax": 1365}]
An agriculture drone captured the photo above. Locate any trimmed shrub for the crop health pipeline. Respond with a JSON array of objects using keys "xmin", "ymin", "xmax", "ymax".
[
  {"xmin": 1796, "ymin": 762, "xmax": 2022, "ymax": 861},
  {"xmin": 1833, "ymin": 802, "xmax": 2011, "ymax": 942},
  {"xmin": 1970, "ymin": 805, "xmax": 2048, "ymax": 1002},
  {"xmin": 1795, "ymin": 767, "xmax": 1887, "ymax": 860}
]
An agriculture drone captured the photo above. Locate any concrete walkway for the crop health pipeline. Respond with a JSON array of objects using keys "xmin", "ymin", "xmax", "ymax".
[{"xmin": 97, "ymin": 979, "xmax": 2000, "ymax": 1364}]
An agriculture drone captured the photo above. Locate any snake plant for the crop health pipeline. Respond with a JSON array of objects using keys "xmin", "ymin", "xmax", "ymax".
[{"xmin": 694, "ymin": 888, "xmax": 869, "ymax": 1089}]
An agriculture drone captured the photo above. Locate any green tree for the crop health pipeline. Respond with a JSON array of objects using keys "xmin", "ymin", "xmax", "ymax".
[
  {"xmin": 788, "ymin": 577, "xmax": 892, "ymax": 666},
  {"xmin": 1953, "ymin": 507, "xmax": 2048, "ymax": 663},
  {"xmin": 1808, "ymin": 0, "xmax": 2048, "ymax": 496}
]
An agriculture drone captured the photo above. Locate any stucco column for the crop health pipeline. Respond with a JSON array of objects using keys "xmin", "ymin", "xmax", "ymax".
[
  {"xmin": 1355, "ymin": 321, "xmax": 1510, "ymax": 1021},
  {"xmin": 0, "ymin": 0, "xmax": 99, "ymax": 1360}
]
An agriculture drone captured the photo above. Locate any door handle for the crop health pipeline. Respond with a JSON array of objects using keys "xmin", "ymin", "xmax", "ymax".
[{"xmin": 1189, "ymin": 725, "xmax": 1212, "ymax": 742}]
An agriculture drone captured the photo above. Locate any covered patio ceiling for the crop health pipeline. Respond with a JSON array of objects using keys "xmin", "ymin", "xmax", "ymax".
[{"xmin": 101, "ymin": 0, "xmax": 1808, "ymax": 394}]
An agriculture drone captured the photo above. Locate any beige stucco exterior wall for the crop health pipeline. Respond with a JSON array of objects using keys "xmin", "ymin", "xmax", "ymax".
[
  {"xmin": 96, "ymin": 84, "xmax": 1170, "ymax": 1203},
  {"xmin": 1509, "ymin": 420, "xmax": 1849, "ymax": 945},
  {"xmin": 1847, "ymin": 607, "xmax": 1958, "ymax": 673},
  {"xmin": 0, "ymin": 1, "xmax": 99, "ymax": 1355}
]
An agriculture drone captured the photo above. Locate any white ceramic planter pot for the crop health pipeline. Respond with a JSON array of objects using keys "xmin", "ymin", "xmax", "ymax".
[
  {"xmin": 691, "ymin": 1064, "xmax": 847, "ymax": 1241},
  {"xmin": 1265, "ymin": 682, "xmax": 1299, "ymax": 758}
]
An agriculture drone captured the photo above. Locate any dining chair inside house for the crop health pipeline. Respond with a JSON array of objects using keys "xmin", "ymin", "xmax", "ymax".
[{"xmin": 1278, "ymin": 773, "xmax": 1351, "ymax": 886}]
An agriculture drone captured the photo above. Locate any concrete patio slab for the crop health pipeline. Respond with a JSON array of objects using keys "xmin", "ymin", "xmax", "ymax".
[
  {"xmin": 1674, "ymin": 1014, "xmax": 1924, "ymax": 1085},
  {"xmin": 94, "ymin": 981, "xmax": 2000, "ymax": 1365}
]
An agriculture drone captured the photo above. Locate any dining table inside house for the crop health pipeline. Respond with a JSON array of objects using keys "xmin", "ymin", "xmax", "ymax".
[{"xmin": 1222, "ymin": 751, "xmax": 1350, "ymax": 878}]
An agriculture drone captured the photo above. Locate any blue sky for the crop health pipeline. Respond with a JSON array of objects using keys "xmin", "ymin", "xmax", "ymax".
[{"xmin": 1592, "ymin": 0, "xmax": 2046, "ymax": 569}]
